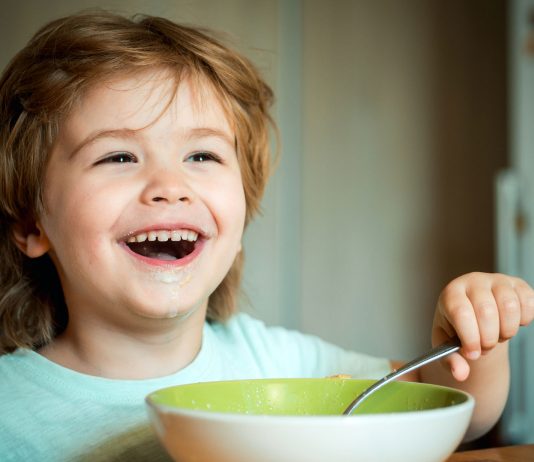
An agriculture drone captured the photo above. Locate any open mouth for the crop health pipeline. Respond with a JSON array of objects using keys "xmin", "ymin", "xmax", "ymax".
[{"xmin": 125, "ymin": 229, "xmax": 199, "ymax": 261}]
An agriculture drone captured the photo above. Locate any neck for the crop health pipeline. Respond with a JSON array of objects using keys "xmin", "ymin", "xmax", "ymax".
[{"xmin": 38, "ymin": 306, "xmax": 207, "ymax": 380}]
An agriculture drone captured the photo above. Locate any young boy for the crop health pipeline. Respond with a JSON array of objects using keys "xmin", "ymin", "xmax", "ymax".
[{"xmin": 0, "ymin": 10, "xmax": 532, "ymax": 462}]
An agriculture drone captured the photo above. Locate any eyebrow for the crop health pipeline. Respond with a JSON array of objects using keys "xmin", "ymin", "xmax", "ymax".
[
  {"xmin": 184, "ymin": 127, "xmax": 236, "ymax": 149},
  {"xmin": 68, "ymin": 126, "xmax": 235, "ymax": 159},
  {"xmin": 68, "ymin": 128, "xmax": 138, "ymax": 159}
]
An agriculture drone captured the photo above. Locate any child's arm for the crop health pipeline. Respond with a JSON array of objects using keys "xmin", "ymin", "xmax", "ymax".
[{"xmin": 411, "ymin": 272, "xmax": 534, "ymax": 441}]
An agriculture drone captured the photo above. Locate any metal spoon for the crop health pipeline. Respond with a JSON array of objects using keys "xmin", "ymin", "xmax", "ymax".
[{"xmin": 343, "ymin": 336, "xmax": 461, "ymax": 415}]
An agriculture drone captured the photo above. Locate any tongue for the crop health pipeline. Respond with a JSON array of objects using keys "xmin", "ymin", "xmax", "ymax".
[{"xmin": 148, "ymin": 252, "xmax": 178, "ymax": 261}]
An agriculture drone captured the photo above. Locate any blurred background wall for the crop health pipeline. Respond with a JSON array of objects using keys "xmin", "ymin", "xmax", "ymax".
[
  {"xmin": 0, "ymin": 0, "xmax": 509, "ymax": 426},
  {"xmin": 300, "ymin": 0, "xmax": 506, "ymax": 358}
]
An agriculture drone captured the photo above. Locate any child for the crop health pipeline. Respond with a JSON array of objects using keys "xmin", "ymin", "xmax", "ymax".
[{"xmin": 0, "ymin": 10, "xmax": 532, "ymax": 462}]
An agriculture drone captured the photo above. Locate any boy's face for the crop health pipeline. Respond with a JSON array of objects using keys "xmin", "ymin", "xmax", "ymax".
[{"xmin": 30, "ymin": 71, "xmax": 246, "ymax": 326}]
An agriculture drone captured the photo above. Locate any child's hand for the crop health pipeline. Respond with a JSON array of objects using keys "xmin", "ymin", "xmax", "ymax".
[{"xmin": 432, "ymin": 272, "xmax": 534, "ymax": 381}]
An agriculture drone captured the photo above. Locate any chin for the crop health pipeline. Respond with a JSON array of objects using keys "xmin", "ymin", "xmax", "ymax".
[
  {"xmin": 133, "ymin": 301, "xmax": 201, "ymax": 321},
  {"xmin": 160, "ymin": 306, "xmax": 197, "ymax": 320}
]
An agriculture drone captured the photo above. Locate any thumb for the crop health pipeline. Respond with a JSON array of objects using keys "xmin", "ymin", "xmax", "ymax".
[{"xmin": 443, "ymin": 352, "xmax": 470, "ymax": 382}]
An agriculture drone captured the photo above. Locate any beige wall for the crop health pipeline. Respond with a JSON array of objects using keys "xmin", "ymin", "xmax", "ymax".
[
  {"xmin": 300, "ymin": 0, "xmax": 507, "ymax": 357},
  {"xmin": 0, "ymin": 1, "xmax": 507, "ymax": 360}
]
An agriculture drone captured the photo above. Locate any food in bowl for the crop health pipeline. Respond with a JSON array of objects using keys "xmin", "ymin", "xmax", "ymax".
[{"xmin": 146, "ymin": 378, "xmax": 474, "ymax": 462}]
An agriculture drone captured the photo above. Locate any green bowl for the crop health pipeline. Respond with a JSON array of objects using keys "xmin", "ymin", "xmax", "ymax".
[{"xmin": 146, "ymin": 378, "xmax": 474, "ymax": 462}]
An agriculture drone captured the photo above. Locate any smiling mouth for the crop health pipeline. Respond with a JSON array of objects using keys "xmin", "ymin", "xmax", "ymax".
[{"xmin": 125, "ymin": 229, "xmax": 199, "ymax": 261}]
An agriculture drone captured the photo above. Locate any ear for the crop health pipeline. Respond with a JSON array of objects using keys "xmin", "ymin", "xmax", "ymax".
[{"xmin": 12, "ymin": 220, "xmax": 51, "ymax": 258}]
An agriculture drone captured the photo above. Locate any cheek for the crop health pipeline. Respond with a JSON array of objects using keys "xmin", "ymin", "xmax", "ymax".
[
  {"xmin": 206, "ymin": 175, "xmax": 246, "ymax": 242},
  {"xmin": 41, "ymin": 179, "xmax": 123, "ymax": 251},
  {"xmin": 224, "ymin": 177, "xmax": 247, "ymax": 233}
]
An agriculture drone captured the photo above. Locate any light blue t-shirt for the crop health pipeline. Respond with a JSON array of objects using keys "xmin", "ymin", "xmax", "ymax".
[{"xmin": 0, "ymin": 313, "xmax": 390, "ymax": 462}]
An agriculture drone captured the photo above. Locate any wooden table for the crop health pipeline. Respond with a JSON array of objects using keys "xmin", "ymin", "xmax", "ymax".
[{"xmin": 446, "ymin": 444, "xmax": 534, "ymax": 461}]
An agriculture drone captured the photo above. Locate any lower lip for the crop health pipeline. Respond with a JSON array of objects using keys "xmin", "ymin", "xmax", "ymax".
[{"xmin": 120, "ymin": 239, "xmax": 205, "ymax": 267}]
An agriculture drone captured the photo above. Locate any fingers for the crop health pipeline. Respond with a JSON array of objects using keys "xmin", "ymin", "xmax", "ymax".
[
  {"xmin": 491, "ymin": 283, "xmax": 521, "ymax": 341},
  {"xmin": 515, "ymin": 279, "xmax": 534, "ymax": 326},
  {"xmin": 432, "ymin": 325, "xmax": 472, "ymax": 381},
  {"xmin": 437, "ymin": 280, "xmax": 483, "ymax": 359},
  {"xmin": 436, "ymin": 273, "xmax": 534, "ymax": 361}
]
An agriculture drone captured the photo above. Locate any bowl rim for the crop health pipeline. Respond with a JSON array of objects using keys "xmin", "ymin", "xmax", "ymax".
[{"xmin": 145, "ymin": 377, "xmax": 475, "ymax": 424}]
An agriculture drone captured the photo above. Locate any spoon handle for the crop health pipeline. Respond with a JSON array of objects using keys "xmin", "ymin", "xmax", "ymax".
[{"xmin": 342, "ymin": 336, "xmax": 461, "ymax": 416}]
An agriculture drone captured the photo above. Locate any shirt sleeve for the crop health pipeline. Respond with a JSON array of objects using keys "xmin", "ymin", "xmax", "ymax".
[{"xmin": 222, "ymin": 314, "xmax": 392, "ymax": 380}]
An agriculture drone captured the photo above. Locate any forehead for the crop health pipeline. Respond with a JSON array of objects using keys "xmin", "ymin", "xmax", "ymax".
[{"xmin": 60, "ymin": 70, "xmax": 234, "ymax": 142}]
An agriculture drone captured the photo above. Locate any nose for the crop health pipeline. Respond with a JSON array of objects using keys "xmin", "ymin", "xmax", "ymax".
[{"xmin": 140, "ymin": 166, "xmax": 193, "ymax": 205}]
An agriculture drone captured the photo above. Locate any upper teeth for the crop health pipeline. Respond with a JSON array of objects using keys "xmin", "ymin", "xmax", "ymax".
[{"xmin": 127, "ymin": 230, "xmax": 199, "ymax": 243}]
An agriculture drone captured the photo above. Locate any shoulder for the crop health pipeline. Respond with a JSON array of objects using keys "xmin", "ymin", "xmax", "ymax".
[
  {"xmin": 0, "ymin": 350, "xmax": 46, "ymax": 459},
  {"xmin": 207, "ymin": 313, "xmax": 311, "ymax": 377},
  {"xmin": 0, "ymin": 349, "xmax": 55, "ymax": 413},
  {"xmin": 210, "ymin": 312, "xmax": 303, "ymax": 350},
  {"xmin": 209, "ymin": 313, "xmax": 391, "ymax": 379},
  {"xmin": 0, "ymin": 350, "xmax": 171, "ymax": 462},
  {"xmin": 0, "ymin": 349, "xmax": 35, "ymax": 384}
]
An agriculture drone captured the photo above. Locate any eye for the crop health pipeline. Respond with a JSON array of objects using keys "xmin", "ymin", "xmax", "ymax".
[
  {"xmin": 95, "ymin": 152, "xmax": 137, "ymax": 165},
  {"xmin": 185, "ymin": 151, "xmax": 221, "ymax": 163}
]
